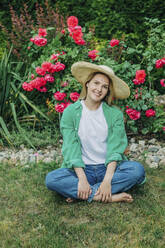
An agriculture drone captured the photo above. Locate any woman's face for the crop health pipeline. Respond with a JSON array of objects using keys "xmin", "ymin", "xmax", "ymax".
[{"xmin": 86, "ymin": 73, "xmax": 110, "ymax": 103}]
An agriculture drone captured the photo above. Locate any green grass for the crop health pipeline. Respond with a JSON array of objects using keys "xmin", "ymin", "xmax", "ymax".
[{"xmin": 0, "ymin": 161, "xmax": 165, "ymax": 248}]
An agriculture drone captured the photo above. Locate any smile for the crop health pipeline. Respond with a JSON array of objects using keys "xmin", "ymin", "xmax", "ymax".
[{"xmin": 94, "ymin": 92, "xmax": 102, "ymax": 97}]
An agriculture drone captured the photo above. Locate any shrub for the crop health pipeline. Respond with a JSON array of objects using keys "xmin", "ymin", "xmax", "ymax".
[
  {"xmin": 21, "ymin": 16, "xmax": 165, "ymax": 136},
  {"xmin": 0, "ymin": 0, "xmax": 64, "ymax": 60}
]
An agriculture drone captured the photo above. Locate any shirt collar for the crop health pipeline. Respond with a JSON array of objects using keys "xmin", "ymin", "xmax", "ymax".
[{"xmin": 75, "ymin": 99, "xmax": 110, "ymax": 109}]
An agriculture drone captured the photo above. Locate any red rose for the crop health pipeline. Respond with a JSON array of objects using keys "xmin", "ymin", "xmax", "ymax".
[
  {"xmin": 30, "ymin": 77, "xmax": 47, "ymax": 91},
  {"xmin": 72, "ymin": 29, "xmax": 83, "ymax": 41},
  {"xmin": 161, "ymin": 57, "xmax": 165, "ymax": 64},
  {"xmin": 22, "ymin": 82, "xmax": 34, "ymax": 91},
  {"xmin": 135, "ymin": 70, "xmax": 146, "ymax": 83},
  {"xmin": 70, "ymin": 92, "xmax": 80, "ymax": 102},
  {"xmin": 163, "ymin": 127, "xmax": 165, "ymax": 131},
  {"xmin": 30, "ymin": 37, "xmax": 35, "ymax": 42},
  {"xmin": 44, "ymin": 74, "xmax": 54, "ymax": 83},
  {"xmin": 160, "ymin": 79, "xmax": 165, "ymax": 87},
  {"xmin": 41, "ymin": 62, "xmax": 52, "ymax": 72},
  {"xmin": 37, "ymin": 86, "xmax": 47, "ymax": 92},
  {"xmin": 145, "ymin": 109, "xmax": 156, "ymax": 117},
  {"xmin": 55, "ymin": 103, "xmax": 66, "ymax": 113},
  {"xmin": 126, "ymin": 107, "xmax": 141, "ymax": 120},
  {"xmin": 109, "ymin": 39, "xmax": 119, "ymax": 47},
  {"xmin": 64, "ymin": 100, "xmax": 72, "ymax": 108},
  {"xmin": 88, "ymin": 50, "xmax": 99, "ymax": 60},
  {"xmin": 54, "ymin": 62, "xmax": 65, "ymax": 72},
  {"xmin": 61, "ymin": 29, "xmax": 65, "ymax": 34},
  {"xmin": 54, "ymin": 91, "xmax": 66, "ymax": 101},
  {"xmin": 50, "ymin": 53, "xmax": 60, "ymax": 61},
  {"xmin": 67, "ymin": 16, "xmax": 78, "ymax": 27},
  {"xmin": 74, "ymin": 39, "xmax": 86, "ymax": 45},
  {"xmin": 38, "ymin": 28, "xmax": 47, "ymax": 37},
  {"xmin": 155, "ymin": 59, "xmax": 163, "ymax": 69},
  {"xmin": 33, "ymin": 36, "xmax": 47, "ymax": 46},
  {"xmin": 35, "ymin": 66, "xmax": 46, "ymax": 76}
]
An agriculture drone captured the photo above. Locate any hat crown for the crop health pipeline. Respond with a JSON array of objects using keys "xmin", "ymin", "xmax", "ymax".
[{"xmin": 99, "ymin": 65, "xmax": 114, "ymax": 75}]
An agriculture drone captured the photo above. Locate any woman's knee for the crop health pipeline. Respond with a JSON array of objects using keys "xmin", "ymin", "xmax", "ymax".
[
  {"xmin": 45, "ymin": 168, "xmax": 68, "ymax": 190},
  {"xmin": 129, "ymin": 161, "xmax": 145, "ymax": 183}
]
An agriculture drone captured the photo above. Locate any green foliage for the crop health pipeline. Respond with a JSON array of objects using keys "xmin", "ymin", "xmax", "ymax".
[
  {"xmin": 0, "ymin": 48, "xmax": 51, "ymax": 147},
  {"xmin": 55, "ymin": 0, "xmax": 165, "ymax": 43},
  {"xmin": 22, "ymin": 17, "xmax": 165, "ymax": 136},
  {"xmin": 0, "ymin": 0, "xmax": 64, "ymax": 60},
  {"xmin": 10, "ymin": 124, "xmax": 61, "ymax": 148}
]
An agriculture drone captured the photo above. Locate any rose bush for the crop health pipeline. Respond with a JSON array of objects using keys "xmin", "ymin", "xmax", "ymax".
[{"xmin": 22, "ymin": 16, "xmax": 165, "ymax": 135}]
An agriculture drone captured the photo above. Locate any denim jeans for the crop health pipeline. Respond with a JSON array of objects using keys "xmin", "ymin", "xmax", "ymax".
[{"xmin": 45, "ymin": 161, "xmax": 145, "ymax": 202}]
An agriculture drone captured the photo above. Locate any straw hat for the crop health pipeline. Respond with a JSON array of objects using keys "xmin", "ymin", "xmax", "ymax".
[{"xmin": 71, "ymin": 61, "xmax": 130, "ymax": 103}]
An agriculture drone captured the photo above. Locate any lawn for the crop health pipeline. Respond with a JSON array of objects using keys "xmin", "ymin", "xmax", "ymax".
[{"xmin": 0, "ymin": 161, "xmax": 165, "ymax": 248}]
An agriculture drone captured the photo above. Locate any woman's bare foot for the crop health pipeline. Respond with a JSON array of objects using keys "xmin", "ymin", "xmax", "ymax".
[
  {"xmin": 93, "ymin": 192, "xmax": 133, "ymax": 203},
  {"xmin": 112, "ymin": 193, "xmax": 133, "ymax": 203},
  {"xmin": 66, "ymin": 197, "xmax": 74, "ymax": 203}
]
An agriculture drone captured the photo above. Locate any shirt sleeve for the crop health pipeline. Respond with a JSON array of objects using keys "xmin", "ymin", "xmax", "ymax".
[
  {"xmin": 60, "ymin": 107, "xmax": 85, "ymax": 169},
  {"xmin": 105, "ymin": 110, "xmax": 128, "ymax": 166}
]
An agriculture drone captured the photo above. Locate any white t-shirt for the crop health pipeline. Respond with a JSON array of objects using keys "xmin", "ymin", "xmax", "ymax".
[{"xmin": 78, "ymin": 100, "xmax": 108, "ymax": 164}]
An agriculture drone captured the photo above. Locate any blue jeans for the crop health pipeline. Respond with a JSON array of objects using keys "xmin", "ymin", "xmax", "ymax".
[{"xmin": 45, "ymin": 161, "xmax": 145, "ymax": 202}]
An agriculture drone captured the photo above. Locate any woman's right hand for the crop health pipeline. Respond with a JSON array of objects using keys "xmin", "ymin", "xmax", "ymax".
[{"xmin": 78, "ymin": 179, "xmax": 92, "ymax": 200}]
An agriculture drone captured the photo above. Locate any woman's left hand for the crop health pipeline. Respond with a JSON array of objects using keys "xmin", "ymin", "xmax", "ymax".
[{"xmin": 95, "ymin": 180, "xmax": 112, "ymax": 203}]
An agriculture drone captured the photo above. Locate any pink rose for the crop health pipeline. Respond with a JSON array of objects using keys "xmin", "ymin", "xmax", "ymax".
[
  {"xmin": 160, "ymin": 79, "xmax": 165, "ymax": 87},
  {"xmin": 44, "ymin": 74, "xmax": 54, "ymax": 83},
  {"xmin": 22, "ymin": 82, "xmax": 34, "ymax": 91},
  {"xmin": 145, "ymin": 109, "xmax": 156, "ymax": 117},
  {"xmin": 72, "ymin": 29, "xmax": 83, "ymax": 41},
  {"xmin": 55, "ymin": 103, "xmax": 66, "ymax": 113},
  {"xmin": 54, "ymin": 62, "xmax": 65, "ymax": 72},
  {"xmin": 54, "ymin": 91, "xmax": 66, "ymax": 101},
  {"xmin": 30, "ymin": 77, "xmax": 47, "ymax": 91},
  {"xmin": 155, "ymin": 59, "xmax": 163, "ymax": 69},
  {"xmin": 61, "ymin": 81, "xmax": 68, "ymax": 87},
  {"xmin": 50, "ymin": 53, "xmax": 60, "ymax": 61},
  {"xmin": 109, "ymin": 39, "xmax": 119, "ymax": 47},
  {"xmin": 163, "ymin": 127, "xmax": 165, "ymax": 131},
  {"xmin": 88, "ymin": 50, "xmax": 99, "ymax": 60},
  {"xmin": 38, "ymin": 28, "xmax": 47, "ymax": 37},
  {"xmin": 133, "ymin": 79, "xmax": 142, "ymax": 85},
  {"xmin": 61, "ymin": 29, "xmax": 65, "ymax": 34},
  {"xmin": 64, "ymin": 100, "xmax": 72, "ymax": 108},
  {"xmin": 32, "ymin": 36, "xmax": 47, "ymax": 47},
  {"xmin": 30, "ymin": 37, "xmax": 35, "ymax": 42},
  {"xmin": 161, "ymin": 57, "xmax": 165, "ymax": 64},
  {"xmin": 67, "ymin": 16, "xmax": 78, "ymax": 27},
  {"xmin": 35, "ymin": 66, "xmax": 46, "ymax": 76},
  {"xmin": 41, "ymin": 62, "xmax": 52, "ymax": 72},
  {"xmin": 31, "ymin": 74, "xmax": 35, "ymax": 79},
  {"xmin": 70, "ymin": 92, "xmax": 80, "ymax": 102},
  {"xmin": 38, "ymin": 86, "xmax": 47, "ymax": 92},
  {"xmin": 74, "ymin": 39, "xmax": 86, "ymax": 45},
  {"xmin": 126, "ymin": 107, "xmax": 141, "ymax": 120}
]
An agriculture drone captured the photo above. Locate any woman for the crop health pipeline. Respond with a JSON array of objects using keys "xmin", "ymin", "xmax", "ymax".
[{"xmin": 45, "ymin": 61, "xmax": 145, "ymax": 203}]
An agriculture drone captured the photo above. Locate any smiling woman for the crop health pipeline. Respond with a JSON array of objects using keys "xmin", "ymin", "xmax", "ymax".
[{"xmin": 45, "ymin": 61, "xmax": 146, "ymax": 204}]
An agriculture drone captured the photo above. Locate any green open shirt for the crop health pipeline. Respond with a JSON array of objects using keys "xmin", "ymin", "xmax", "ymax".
[{"xmin": 60, "ymin": 100, "xmax": 128, "ymax": 169}]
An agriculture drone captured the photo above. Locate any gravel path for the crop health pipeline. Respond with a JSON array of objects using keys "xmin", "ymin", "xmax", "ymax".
[{"xmin": 0, "ymin": 138, "xmax": 164, "ymax": 168}]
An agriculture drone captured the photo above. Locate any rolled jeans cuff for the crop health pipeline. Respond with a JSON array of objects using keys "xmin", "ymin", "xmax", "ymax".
[{"xmin": 87, "ymin": 184, "xmax": 99, "ymax": 203}]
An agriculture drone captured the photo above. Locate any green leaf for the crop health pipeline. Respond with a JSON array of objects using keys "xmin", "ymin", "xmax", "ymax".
[
  {"xmin": 10, "ymin": 103, "xmax": 35, "ymax": 149},
  {"xmin": 142, "ymin": 105, "xmax": 148, "ymax": 110},
  {"xmin": 0, "ymin": 117, "xmax": 11, "ymax": 138},
  {"xmin": 19, "ymin": 93, "xmax": 51, "ymax": 122}
]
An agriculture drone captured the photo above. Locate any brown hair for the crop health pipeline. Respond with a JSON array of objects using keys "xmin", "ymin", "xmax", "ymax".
[{"xmin": 79, "ymin": 72, "xmax": 115, "ymax": 105}]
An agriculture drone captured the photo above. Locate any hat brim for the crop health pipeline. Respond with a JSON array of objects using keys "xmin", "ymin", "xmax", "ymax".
[{"xmin": 71, "ymin": 61, "xmax": 130, "ymax": 99}]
